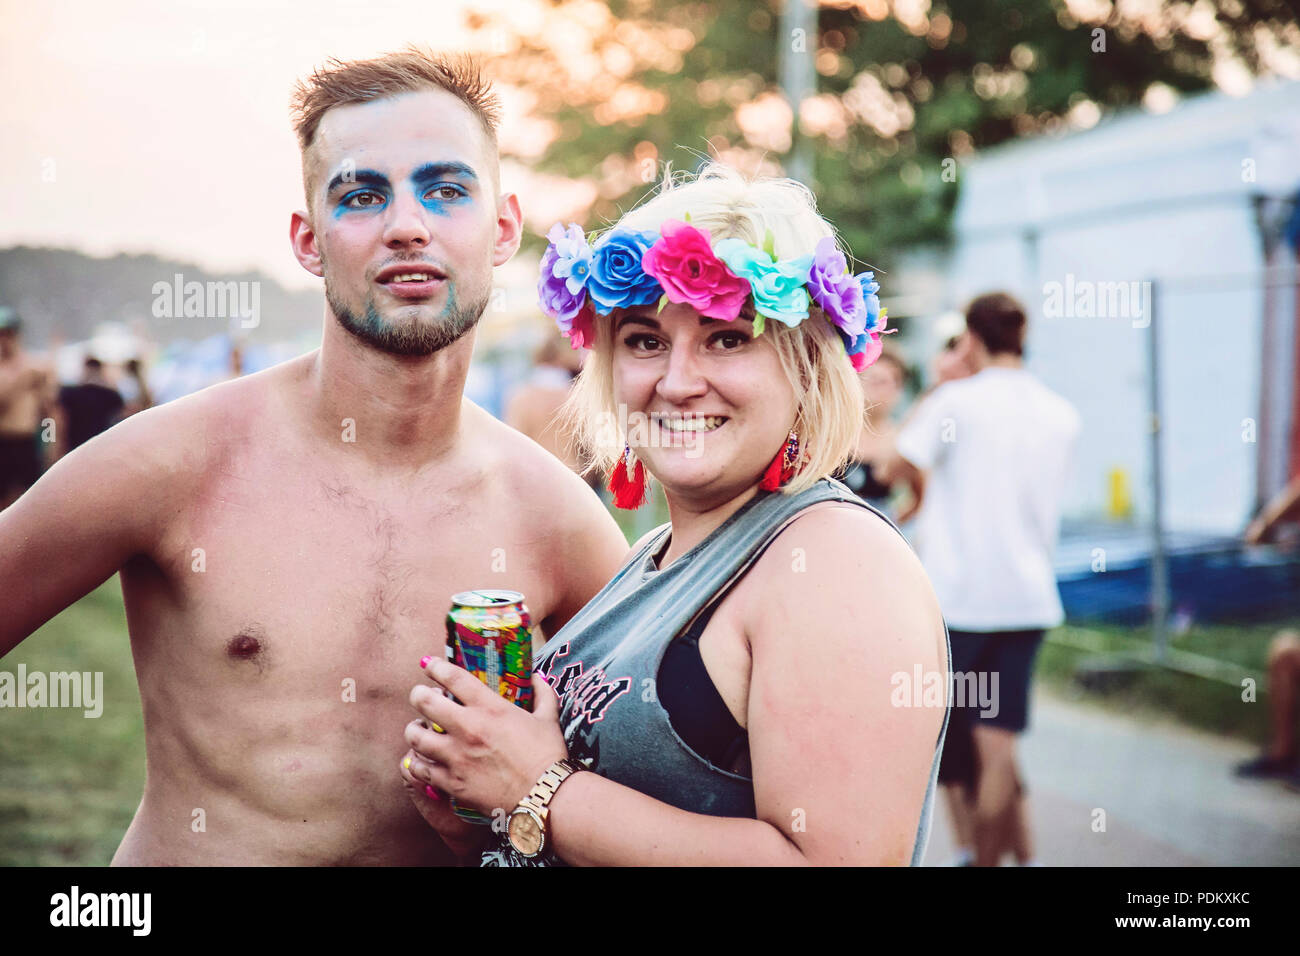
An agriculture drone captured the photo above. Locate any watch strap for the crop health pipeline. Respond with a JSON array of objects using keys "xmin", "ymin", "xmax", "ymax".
[{"xmin": 516, "ymin": 758, "xmax": 583, "ymax": 825}]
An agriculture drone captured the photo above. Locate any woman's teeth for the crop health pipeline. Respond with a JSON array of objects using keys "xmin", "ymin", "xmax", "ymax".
[{"xmin": 654, "ymin": 416, "xmax": 727, "ymax": 432}]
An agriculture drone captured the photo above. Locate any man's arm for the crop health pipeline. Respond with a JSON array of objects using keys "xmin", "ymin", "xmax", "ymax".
[
  {"xmin": 1246, "ymin": 475, "xmax": 1300, "ymax": 544},
  {"xmin": 0, "ymin": 363, "xmax": 40, "ymax": 408},
  {"xmin": 888, "ymin": 385, "xmax": 950, "ymax": 524},
  {"xmin": 540, "ymin": 474, "xmax": 630, "ymax": 635},
  {"xmin": 0, "ymin": 405, "xmax": 181, "ymax": 654},
  {"xmin": 887, "ymin": 454, "xmax": 926, "ymax": 524}
]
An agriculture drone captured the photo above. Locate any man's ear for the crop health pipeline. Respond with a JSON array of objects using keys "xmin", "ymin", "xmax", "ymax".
[
  {"xmin": 492, "ymin": 192, "xmax": 523, "ymax": 267},
  {"xmin": 290, "ymin": 210, "xmax": 324, "ymax": 278}
]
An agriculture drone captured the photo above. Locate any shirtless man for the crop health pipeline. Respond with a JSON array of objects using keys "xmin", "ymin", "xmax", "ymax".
[
  {"xmin": 0, "ymin": 311, "xmax": 56, "ymax": 509},
  {"xmin": 0, "ymin": 50, "xmax": 629, "ymax": 865}
]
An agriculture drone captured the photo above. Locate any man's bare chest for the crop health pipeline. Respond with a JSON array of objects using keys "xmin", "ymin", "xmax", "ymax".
[{"xmin": 145, "ymin": 469, "xmax": 560, "ymax": 686}]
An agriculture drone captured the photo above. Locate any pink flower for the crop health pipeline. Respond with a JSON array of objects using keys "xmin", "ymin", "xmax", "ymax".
[
  {"xmin": 842, "ymin": 310, "xmax": 892, "ymax": 370},
  {"xmin": 565, "ymin": 300, "xmax": 595, "ymax": 349},
  {"xmin": 640, "ymin": 220, "xmax": 751, "ymax": 320}
]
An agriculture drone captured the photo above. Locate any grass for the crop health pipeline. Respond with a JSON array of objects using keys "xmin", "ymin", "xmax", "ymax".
[
  {"xmin": 1, "ymin": 571, "xmax": 1289, "ymax": 865},
  {"xmin": 0, "ymin": 578, "xmax": 144, "ymax": 866},
  {"xmin": 1037, "ymin": 622, "xmax": 1283, "ymax": 743}
]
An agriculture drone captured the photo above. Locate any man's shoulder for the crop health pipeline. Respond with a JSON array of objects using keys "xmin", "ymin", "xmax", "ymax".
[
  {"xmin": 464, "ymin": 401, "xmax": 601, "ymax": 512},
  {"xmin": 104, "ymin": 354, "xmax": 308, "ymax": 465}
]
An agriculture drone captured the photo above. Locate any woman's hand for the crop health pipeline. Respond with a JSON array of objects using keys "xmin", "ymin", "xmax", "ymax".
[
  {"xmin": 406, "ymin": 656, "xmax": 568, "ymax": 822},
  {"xmin": 398, "ymin": 745, "xmax": 490, "ymax": 862}
]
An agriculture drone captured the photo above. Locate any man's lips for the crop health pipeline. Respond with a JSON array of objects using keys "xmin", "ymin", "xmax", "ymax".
[{"xmin": 375, "ymin": 265, "xmax": 447, "ymax": 299}]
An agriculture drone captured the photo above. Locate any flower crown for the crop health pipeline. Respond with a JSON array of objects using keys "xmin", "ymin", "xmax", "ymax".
[{"xmin": 537, "ymin": 217, "xmax": 892, "ymax": 370}]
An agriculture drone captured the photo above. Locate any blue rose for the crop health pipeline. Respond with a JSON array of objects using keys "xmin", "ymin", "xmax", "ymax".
[
  {"xmin": 586, "ymin": 230, "xmax": 663, "ymax": 314},
  {"xmin": 714, "ymin": 238, "xmax": 813, "ymax": 327},
  {"xmin": 856, "ymin": 272, "xmax": 882, "ymax": 332}
]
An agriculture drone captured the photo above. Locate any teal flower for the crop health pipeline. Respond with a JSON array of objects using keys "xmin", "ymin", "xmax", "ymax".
[{"xmin": 714, "ymin": 238, "xmax": 813, "ymax": 328}]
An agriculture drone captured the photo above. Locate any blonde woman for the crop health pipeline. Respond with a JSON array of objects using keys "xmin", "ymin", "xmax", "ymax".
[{"xmin": 400, "ymin": 165, "xmax": 951, "ymax": 866}]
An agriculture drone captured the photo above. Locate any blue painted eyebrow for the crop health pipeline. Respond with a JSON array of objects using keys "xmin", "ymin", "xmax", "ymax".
[
  {"xmin": 410, "ymin": 161, "xmax": 479, "ymax": 185},
  {"xmin": 327, "ymin": 169, "xmax": 390, "ymax": 194}
]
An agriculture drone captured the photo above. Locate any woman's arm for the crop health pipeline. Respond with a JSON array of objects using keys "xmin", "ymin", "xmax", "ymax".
[
  {"xmin": 543, "ymin": 771, "xmax": 806, "ymax": 866},
  {"xmin": 406, "ymin": 662, "xmax": 806, "ymax": 865},
  {"xmin": 406, "ymin": 504, "xmax": 946, "ymax": 866},
  {"xmin": 740, "ymin": 504, "xmax": 947, "ymax": 864}
]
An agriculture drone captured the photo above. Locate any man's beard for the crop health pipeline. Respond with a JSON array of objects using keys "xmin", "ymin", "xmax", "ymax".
[{"xmin": 325, "ymin": 278, "xmax": 487, "ymax": 357}]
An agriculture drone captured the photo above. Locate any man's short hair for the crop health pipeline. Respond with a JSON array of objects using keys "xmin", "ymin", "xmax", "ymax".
[
  {"xmin": 289, "ymin": 47, "xmax": 501, "ymax": 197},
  {"xmin": 965, "ymin": 292, "xmax": 1026, "ymax": 356}
]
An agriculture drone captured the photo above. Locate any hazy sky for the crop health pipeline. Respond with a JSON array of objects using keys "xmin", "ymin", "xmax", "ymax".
[{"xmin": 0, "ymin": 0, "xmax": 558, "ymax": 290}]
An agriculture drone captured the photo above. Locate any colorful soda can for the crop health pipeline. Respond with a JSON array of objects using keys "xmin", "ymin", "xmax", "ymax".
[{"xmin": 445, "ymin": 589, "xmax": 534, "ymax": 822}]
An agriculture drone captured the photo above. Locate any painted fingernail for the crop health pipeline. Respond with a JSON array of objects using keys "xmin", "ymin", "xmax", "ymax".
[
  {"xmin": 431, "ymin": 722, "xmax": 445, "ymax": 734},
  {"xmin": 425, "ymin": 784, "xmax": 442, "ymax": 800},
  {"xmin": 402, "ymin": 756, "xmax": 412, "ymax": 770},
  {"xmin": 419, "ymin": 655, "xmax": 433, "ymax": 669}
]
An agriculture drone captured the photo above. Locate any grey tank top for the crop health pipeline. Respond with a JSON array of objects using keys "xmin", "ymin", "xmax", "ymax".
[{"xmin": 481, "ymin": 476, "xmax": 951, "ymax": 866}]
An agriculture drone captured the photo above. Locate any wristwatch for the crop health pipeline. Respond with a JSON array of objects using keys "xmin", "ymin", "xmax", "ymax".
[{"xmin": 507, "ymin": 758, "xmax": 585, "ymax": 858}]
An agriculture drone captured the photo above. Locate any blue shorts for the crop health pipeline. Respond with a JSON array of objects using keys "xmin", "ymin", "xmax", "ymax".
[{"xmin": 936, "ymin": 628, "xmax": 1046, "ymax": 789}]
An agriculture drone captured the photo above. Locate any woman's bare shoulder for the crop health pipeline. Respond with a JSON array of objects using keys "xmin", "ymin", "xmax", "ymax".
[{"xmin": 739, "ymin": 500, "xmax": 942, "ymax": 652}]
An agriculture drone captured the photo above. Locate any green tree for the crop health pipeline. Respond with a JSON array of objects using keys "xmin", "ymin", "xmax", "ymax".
[{"xmin": 470, "ymin": 0, "xmax": 1299, "ymax": 272}]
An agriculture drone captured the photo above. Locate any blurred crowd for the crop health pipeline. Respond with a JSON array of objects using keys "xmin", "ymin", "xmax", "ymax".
[
  {"xmin": 0, "ymin": 309, "xmax": 147, "ymax": 509},
  {"xmin": 0, "ymin": 307, "xmax": 262, "ymax": 509}
]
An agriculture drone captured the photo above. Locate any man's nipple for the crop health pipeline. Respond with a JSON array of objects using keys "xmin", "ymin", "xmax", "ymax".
[{"xmin": 226, "ymin": 627, "xmax": 267, "ymax": 664}]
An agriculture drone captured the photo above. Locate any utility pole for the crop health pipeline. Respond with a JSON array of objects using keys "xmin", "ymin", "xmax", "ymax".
[
  {"xmin": 1146, "ymin": 278, "xmax": 1170, "ymax": 662},
  {"xmin": 777, "ymin": 0, "xmax": 817, "ymax": 185}
]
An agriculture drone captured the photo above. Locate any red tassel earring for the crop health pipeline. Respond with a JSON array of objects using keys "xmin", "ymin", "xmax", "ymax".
[
  {"xmin": 608, "ymin": 445, "xmax": 648, "ymax": 509},
  {"xmin": 759, "ymin": 431, "xmax": 800, "ymax": 491}
]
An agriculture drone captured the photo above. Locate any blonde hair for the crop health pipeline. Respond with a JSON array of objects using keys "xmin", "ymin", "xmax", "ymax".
[{"xmin": 562, "ymin": 163, "xmax": 866, "ymax": 496}]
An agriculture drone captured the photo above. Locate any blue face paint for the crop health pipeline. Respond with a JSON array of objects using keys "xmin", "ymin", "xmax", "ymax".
[
  {"xmin": 326, "ymin": 162, "xmax": 478, "ymax": 219},
  {"xmin": 411, "ymin": 161, "xmax": 477, "ymax": 216},
  {"xmin": 329, "ymin": 169, "xmax": 390, "ymax": 218}
]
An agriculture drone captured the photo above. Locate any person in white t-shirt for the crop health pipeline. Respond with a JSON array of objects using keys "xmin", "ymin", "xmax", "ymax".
[{"xmin": 886, "ymin": 292, "xmax": 1081, "ymax": 866}]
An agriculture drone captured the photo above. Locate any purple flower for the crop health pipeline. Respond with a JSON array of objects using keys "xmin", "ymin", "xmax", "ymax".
[
  {"xmin": 807, "ymin": 237, "xmax": 867, "ymax": 337},
  {"xmin": 538, "ymin": 223, "xmax": 592, "ymax": 325}
]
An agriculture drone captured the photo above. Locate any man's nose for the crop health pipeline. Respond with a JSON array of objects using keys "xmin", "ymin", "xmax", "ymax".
[
  {"xmin": 655, "ymin": 343, "xmax": 709, "ymax": 404},
  {"xmin": 382, "ymin": 192, "xmax": 432, "ymax": 249}
]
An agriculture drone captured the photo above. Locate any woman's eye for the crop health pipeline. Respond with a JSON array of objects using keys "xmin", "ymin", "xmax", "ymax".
[
  {"xmin": 712, "ymin": 332, "xmax": 748, "ymax": 349},
  {"xmin": 624, "ymin": 334, "xmax": 662, "ymax": 351}
]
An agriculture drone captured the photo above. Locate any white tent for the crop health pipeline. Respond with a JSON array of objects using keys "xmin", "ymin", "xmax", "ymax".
[{"xmin": 933, "ymin": 79, "xmax": 1300, "ymax": 535}]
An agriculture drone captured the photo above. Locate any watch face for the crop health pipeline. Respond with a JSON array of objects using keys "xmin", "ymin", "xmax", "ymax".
[{"xmin": 508, "ymin": 810, "xmax": 543, "ymax": 857}]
